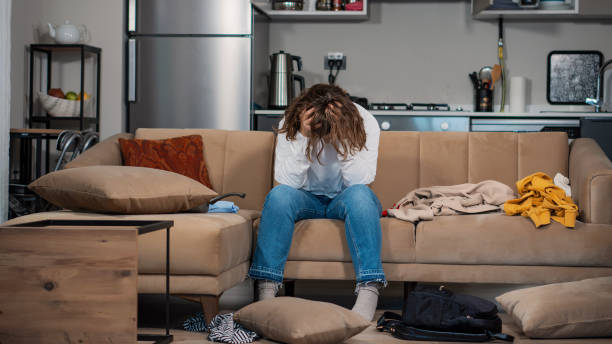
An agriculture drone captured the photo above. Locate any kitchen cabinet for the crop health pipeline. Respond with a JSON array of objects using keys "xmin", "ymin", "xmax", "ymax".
[
  {"xmin": 255, "ymin": 113, "xmax": 283, "ymax": 131},
  {"xmin": 375, "ymin": 116, "xmax": 469, "ymax": 132},
  {"xmin": 472, "ymin": 0, "xmax": 612, "ymax": 19},
  {"xmin": 251, "ymin": 0, "xmax": 368, "ymax": 21},
  {"xmin": 578, "ymin": 0, "xmax": 612, "ymax": 16},
  {"xmin": 580, "ymin": 118, "xmax": 612, "ymax": 160}
]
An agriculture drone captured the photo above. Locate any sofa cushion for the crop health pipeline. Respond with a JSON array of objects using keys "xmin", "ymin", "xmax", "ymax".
[
  {"xmin": 371, "ymin": 132, "xmax": 569, "ymax": 209},
  {"xmin": 134, "ymin": 129, "xmax": 275, "ymax": 211},
  {"xmin": 370, "ymin": 131, "xmax": 420, "ymax": 210},
  {"xmin": 29, "ymin": 166, "xmax": 217, "ymax": 214},
  {"xmin": 65, "ymin": 132, "xmax": 133, "ymax": 168},
  {"xmin": 415, "ymin": 213, "xmax": 612, "ymax": 267},
  {"xmin": 274, "ymin": 217, "xmax": 415, "ymax": 263},
  {"xmin": 119, "ymin": 135, "xmax": 213, "ymax": 188},
  {"xmin": 3, "ymin": 211, "xmax": 253, "ymax": 275}
]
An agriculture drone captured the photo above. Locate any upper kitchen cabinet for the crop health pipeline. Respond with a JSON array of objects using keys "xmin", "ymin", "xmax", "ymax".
[
  {"xmin": 472, "ymin": 0, "xmax": 612, "ymax": 19},
  {"xmin": 251, "ymin": 0, "xmax": 368, "ymax": 21}
]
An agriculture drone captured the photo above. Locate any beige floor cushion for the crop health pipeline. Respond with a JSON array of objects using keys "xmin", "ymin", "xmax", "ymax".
[
  {"xmin": 415, "ymin": 213, "xmax": 612, "ymax": 266},
  {"xmin": 497, "ymin": 276, "xmax": 612, "ymax": 339},
  {"xmin": 234, "ymin": 297, "xmax": 370, "ymax": 344},
  {"xmin": 4, "ymin": 210, "xmax": 255, "ymax": 275}
]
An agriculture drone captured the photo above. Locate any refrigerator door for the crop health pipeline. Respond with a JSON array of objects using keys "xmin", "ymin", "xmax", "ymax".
[
  {"xmin": 129, "ymin": 36, "xmax": 251, "ymax": 131},
  {"xmin": 129, "ymin": 0, "xmax": 251, "ymax": 35}
]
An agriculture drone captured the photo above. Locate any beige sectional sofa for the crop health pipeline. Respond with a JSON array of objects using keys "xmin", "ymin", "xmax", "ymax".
[{"xmin": 6, "ymin": 129, "xmax": 612, "ymax": 322}]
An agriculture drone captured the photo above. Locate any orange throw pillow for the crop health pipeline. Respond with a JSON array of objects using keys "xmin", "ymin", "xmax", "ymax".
[{"xmin": 118, "ymin": 135, "xmax": 212, "ymax": 189}]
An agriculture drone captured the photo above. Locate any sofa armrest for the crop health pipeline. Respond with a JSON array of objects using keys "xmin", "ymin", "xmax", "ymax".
[
  {"xmin": 569, "ymin": 138, "xmax": 612, "ymax": 224},
  {"xmin": 65, "ymin": 133, "xmax": 133, "ymax": 169}
]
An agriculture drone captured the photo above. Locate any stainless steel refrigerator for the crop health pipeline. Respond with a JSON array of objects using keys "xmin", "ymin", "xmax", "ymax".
[{"xmin": 127, "ymin": 0, "xmax": 254, "ymax": 131}]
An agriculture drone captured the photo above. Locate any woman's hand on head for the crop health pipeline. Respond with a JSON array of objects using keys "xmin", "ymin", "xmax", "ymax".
[{"xmin": 299, "ymin": 109, "xmax": 314, "ymax": 137}]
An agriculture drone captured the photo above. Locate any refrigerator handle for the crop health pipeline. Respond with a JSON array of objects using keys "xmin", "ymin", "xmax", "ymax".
[
  {"xmin": 128, "ymin": 0, "xmax": 136, "ymax": 33},
  {"xmin": 128, "ymin": 39, "xmax": 136, "ymax": 102}
]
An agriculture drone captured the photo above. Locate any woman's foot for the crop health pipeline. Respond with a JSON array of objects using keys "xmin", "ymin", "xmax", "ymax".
[
  {"xmin": 257, "ymin": 280, "xmax": 280, "ymax": 301},
  {"xmin": 351, "ymin": 283, "xmax": 380, "ymax": 321}
]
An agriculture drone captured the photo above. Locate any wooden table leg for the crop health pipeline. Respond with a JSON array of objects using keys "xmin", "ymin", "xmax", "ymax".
[{"xmin": 199, "ymin": 295, "xmax": 220, "ymax": 324}]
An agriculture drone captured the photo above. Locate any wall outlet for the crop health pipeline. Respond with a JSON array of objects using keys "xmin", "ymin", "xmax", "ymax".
[
  {"xmin": 324, "ymin": 53, "xmax": 347, "ymax": 70},
  {"xmin": 327, "ymin": 52, "xmax": 344, "ymax": 60}
]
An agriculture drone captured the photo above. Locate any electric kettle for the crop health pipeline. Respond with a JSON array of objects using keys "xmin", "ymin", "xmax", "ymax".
[{"xmin": 268, "ymin": 51, "xmax": 305, "ymax": 109}]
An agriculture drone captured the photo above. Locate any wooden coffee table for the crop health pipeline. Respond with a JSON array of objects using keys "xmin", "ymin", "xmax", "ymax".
[{"xmin": 0, "ymin": 220, "xmax": 174, "ymax": 344}]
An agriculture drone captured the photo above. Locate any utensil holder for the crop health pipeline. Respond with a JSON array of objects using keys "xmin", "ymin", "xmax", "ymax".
[{"xmin": 475, "ymin": 88, "xmax": 493, "ymax": 112}]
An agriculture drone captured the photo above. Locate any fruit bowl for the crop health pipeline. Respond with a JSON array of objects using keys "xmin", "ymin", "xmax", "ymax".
[{"xmin": 38, "ymin": 92, "xmax": 93, "ymax": 117}]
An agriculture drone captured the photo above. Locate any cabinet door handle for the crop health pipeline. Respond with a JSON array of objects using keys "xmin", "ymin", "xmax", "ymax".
[
  {"xmin": 128, "ymin": 39, "xmax": 136, "ymax": 102},
  {"xmin": 128, "ymin": 0, "xmax": 136, "ymax": 33}
]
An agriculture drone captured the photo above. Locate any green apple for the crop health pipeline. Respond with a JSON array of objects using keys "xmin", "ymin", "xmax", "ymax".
[{"xmin": 65, "ymin": 91, "xmax": 78, "ymax": 101}]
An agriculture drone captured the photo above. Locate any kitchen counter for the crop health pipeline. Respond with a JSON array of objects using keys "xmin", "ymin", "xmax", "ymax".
[
  {"xmin": 254, "ymin": 109, "xmax": 612, "ymax": 118},
  {"xmin": 253, "ymin": 109, "xmax": 612, "ymax": 157}
]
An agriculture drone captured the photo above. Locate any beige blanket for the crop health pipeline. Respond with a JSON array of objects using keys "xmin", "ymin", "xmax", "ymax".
[{"xmin": 387, "ymin": 180, "xmax": 515, "ymax": 223}]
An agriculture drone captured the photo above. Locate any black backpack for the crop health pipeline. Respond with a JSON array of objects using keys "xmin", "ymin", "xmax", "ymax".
[{"xmin": 376, "ymin": 285, "xmax": 514, "ymax": 342}]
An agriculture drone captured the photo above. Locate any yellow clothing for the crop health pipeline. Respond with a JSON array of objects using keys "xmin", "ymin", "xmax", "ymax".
[{"xmin": 504, "ymin": 172, "xmax": 578, "ymax": 228}]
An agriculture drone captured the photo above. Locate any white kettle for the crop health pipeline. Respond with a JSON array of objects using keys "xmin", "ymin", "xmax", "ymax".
[{"xmin": 48, "ymin": 21, "xmax": 88, "ymax": 44}]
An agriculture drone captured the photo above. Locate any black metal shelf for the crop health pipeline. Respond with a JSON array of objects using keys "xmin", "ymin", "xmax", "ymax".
[
  {"xmin": 28, "ymin": 44, "xmax": 101, "ymax": 132},
  {"xmin": 30, "ymin": 44, "xmax": 102, "ymax": 54}
]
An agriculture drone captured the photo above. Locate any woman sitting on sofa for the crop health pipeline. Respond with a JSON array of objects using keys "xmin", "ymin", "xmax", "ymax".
[{"xmin": 248, "ymin": 83, "xmax": 385, "ymax": 321}]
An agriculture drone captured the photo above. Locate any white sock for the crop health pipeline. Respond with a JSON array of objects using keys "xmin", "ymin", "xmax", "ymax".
[
  {"xmin": 351, "ymin": 284, "xmax": 380, "ymax": 321},
  {"xmin": 257, "ymin": 280, "xmax": 280, "ymax": 301}
]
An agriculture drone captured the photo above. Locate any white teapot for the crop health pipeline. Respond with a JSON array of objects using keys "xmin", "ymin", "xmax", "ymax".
[{"xmin": 48, "ymin": 21, "xmax": 88, "ymax": 44}]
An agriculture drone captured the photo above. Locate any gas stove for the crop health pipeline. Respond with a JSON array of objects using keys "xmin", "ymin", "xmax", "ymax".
[
  {"xmin": 369, "ymin": 102, "xmax": 453, "ymax": 111},
  {"xmin": 369, "ymin": 103, "xmax": 411, "ymax": 111},
  {"xmin": 410, "ymin": 103, "xmax": 451, "ymax": 111},
  {"xmin": 367, "ymin": 102, "xmax": 468, "ymax": 132}
]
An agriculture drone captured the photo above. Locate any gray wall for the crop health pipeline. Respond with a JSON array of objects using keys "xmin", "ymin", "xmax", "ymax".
[
  {"xmin": 11, "ymin": 0, "xmax": 124, "ymax": 139},
  {"xmin": 268, "ymin": 0, "xmax": 612, "ymax": 109},
  {"xmin": 1, "ymin": 0, "xmax": 10, "ymax": 222}
]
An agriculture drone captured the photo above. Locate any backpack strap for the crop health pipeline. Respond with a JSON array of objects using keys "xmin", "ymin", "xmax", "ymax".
[
  {"xmin": 376, "ymin": 312, "xmax": 514, "ymax": 342},
  {"xmin": 489, "ymin": 331, "xmax": 514, "ymax": 342},
  {"xmin": 469, "ymin": 315, "xmax": 503, "ymax": 333}
]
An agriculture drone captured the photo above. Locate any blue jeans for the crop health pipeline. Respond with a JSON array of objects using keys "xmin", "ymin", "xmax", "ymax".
[{"xmin": 248, "ymin": 184, "xmax": 386, "ymax": 285}]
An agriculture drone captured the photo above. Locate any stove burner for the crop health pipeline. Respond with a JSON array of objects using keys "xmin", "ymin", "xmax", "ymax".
[
  {"xmin": 410, "ymin": 103, "xmax": 451, "ymax": 111},
  {"xmin": 369, "ymin": 103, "xmax": 411, "ymax": 111}
]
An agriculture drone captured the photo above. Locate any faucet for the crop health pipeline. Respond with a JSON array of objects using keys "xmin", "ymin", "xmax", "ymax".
[{"xmin": 586, "ymin": 59, "xmax": 612, "ymax": 113}]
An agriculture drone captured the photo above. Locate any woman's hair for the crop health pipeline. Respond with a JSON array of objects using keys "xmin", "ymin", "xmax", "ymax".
[{"xmin": 277, "ymin": 83, "xmax": 366, "ymax": 162}]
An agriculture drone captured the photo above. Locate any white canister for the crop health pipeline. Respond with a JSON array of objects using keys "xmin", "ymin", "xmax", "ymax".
[{"xmin": 509, "ymin": 76, "xmax": 527, "ymax": 113}]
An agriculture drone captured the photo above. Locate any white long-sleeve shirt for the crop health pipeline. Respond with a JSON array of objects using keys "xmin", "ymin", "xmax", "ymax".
[{"xmin": 274, "ymin": 103, "xmax": 380, "ymax": 198}]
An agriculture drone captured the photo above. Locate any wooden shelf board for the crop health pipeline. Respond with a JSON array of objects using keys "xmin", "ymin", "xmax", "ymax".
[
  {"xmin": 253, "ymin": 1, "xmax": 368, "ymax": 20},
  {"xmin": 30, "ymin": 116, "xmax": 97, "ymax": 122},
  {"xmin": 474, "ymin": 9, "xmax": 578, "ymax": 19},
  {"xmin": 10, "ymin": 128, "xmax": 65, "ymax": 135}
]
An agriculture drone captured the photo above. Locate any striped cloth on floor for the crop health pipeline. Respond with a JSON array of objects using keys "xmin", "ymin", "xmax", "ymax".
[
  {"xmin": 183, "ymin": 312, "xmax": 259, "ymax": 344},
  {"xmin": 183, "ymin": 312, "xmax": 208, "ymax": 332}
]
